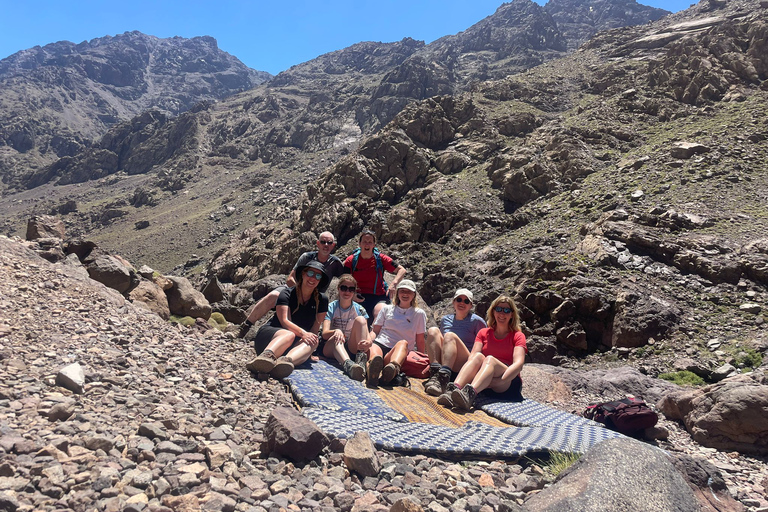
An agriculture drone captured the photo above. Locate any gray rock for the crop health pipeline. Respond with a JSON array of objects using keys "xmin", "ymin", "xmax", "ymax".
[
  {"xmin": 55, "ymin": 362, "xmax": 85, "ymax": 394},
  {"xmin": 166, "ymin": 276, "xmax": 212, "ymax": 320},
  {"xmin": 739, "ymin": 303, "xmax": 762, "ymax": 314},
  {"xmin": 670, "ymin": 453, "xmax": 744, "ymax": 512},
  {"xmin": 138, "ymin": 423, "xmax": 168, "ymax": 440},
  {"xmin": 85, "ymin": 252, "xmax": 138, "ymax": 294},
  {"xmin": 710, "ymin": 363, "xmax": 738, "ymax": 382},
  {"xmin": 523, "ymin": 438, "xmax": 701, "ymax": 512},
  {"xmin": 658, "ymin": 373, "xmax": 768, "ymax": 454},
  {"xmin": 343, "ymin": 431, "xmax": 381, "ymax": 477},
  {"xmin": 263, "ymin": 406, "xmax": 328, "ymax": 462},
  {"xmin": 129, "ymin": 280, "xmax": 171, "ymax": 320},
  {"xmin": 670, "ymin": 142, "xmax": 710, "ymax": 159},
  {"xmin": 26, "ymin": 215, "xmax": 66, "ymax": 240}
]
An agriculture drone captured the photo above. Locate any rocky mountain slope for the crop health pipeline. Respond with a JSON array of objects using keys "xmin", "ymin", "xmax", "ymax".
[
  {"xmin": 209, "ymin": 0, "xmax": 768, "ymax": 378},
  {"xmin": 0, "ymin": 0, "xmax": 668, "ymax": 271},
  {"xmin": 0, "ymin": 31, "xmax": 271, "ymax": 191}
]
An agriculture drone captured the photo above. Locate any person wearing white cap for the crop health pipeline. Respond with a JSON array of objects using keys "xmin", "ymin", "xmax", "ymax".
[
  {"xmin": 424, "ymin": 288, "xmax": 487, "ymax": 396},
  {"xmin": 366, "ymin": 279, "xmax": 427, "ymax": 386}
]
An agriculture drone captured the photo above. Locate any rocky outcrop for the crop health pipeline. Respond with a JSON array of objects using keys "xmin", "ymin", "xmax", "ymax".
[
  {"xmin": 129, "ymin": 280, "xmax": 171, "ymax": 320},
  {"xmin": 523, "ymin": 438, "xmax": 702, "ymax": 512},
  {"xmin": 25, "ymin": 215, "xmax": 66, "ymax": 240},
  {"xmin": 658, "ymin": 372, "xmax": 768, "ymax": 455}
]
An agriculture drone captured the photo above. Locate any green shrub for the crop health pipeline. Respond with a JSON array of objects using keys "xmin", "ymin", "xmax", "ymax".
[
  {"xmin": 210, "ymin": 312, "xmax": 227, "ymax": 325},
  {"xmin": 169, "ymin": 315, "xmax": 196, "ymax": 327},
  {"xmin": 733, "ymin": 348, "xmax": 763, "ymax": 369},
  {"xmin": 545, "ymin": 450, "xmax": 582, "ymax": 477},
  {"xmin": 659, "ymin": 370, "xmax": 704, "ymax": 386}
]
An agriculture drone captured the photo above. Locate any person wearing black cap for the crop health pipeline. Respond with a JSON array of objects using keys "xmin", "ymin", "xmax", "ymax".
[{"xmin": 246, "ymin": 260, "xmax": 329, "ymax": 379}]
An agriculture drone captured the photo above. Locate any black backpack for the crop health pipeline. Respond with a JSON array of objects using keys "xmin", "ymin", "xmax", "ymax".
[{"xmin": 583, "ymin": 397, "xmax": 658, "ymax": 436}]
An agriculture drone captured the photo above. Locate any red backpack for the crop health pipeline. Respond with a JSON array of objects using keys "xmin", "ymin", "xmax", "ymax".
[{"xmin": 583, "ymin": 397, "xmax": 658, "ymax": 436}]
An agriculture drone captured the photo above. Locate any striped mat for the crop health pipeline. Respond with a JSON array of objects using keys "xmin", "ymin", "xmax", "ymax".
[{"xmin": 285, "ymin": 360, "xmax": 623, "ymax": 458}]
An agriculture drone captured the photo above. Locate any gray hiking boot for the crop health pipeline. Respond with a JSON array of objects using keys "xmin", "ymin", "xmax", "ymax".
[
  {"xmin": 270, "ymin": 356, "xmax": 294, "ymax": 379},
  {"xmin": 437, "ymin": 382, "xmax": 458, "ymax": 408},
  {"xmin": 246, "ymin": 349, "xmax": 276, "ymax": 373},
  {"xmin": 366, "ymin": 355, "xmax": 384, "ymax": 387},
  {"xmin": 452, "ymin": 383, "xmax": 477, "ymax": 411},
  {"xmin": 354, "ymin": 351, "xmax": 368, "ymax": 378},
  {"xmin": 343, "ymin": 359, "xmax": 365, "ymax": 382}
]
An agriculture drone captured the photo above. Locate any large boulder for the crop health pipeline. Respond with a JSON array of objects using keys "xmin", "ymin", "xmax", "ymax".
[
  {"xmin": 129, "ymin": 280, "xmax": 171, "ymax": 320},
  {"xmin": 543, "ymin": 366, "xmax": 679, "ymax": 403},
  {"xmin": 84, "ymin": 251, "xmax": 139, "ymax": 295},
  {"xmin": 166, "ymin": 276, "xmax": 212, "ymax": 320},
  {"xmin": 26, "ymin": 215, "xmax": 66, "ymax": 240},
  {"xmin": 658, "ymin": 372, "xmax": 768, "ymax": 454},
  {"xmin": 263, "ymin": 407, "xmax": 328, "ymax": 462},
  {"xmin": 523, "ymin": 438, "xmax": 701, "ymax": 512},
  {"xmin": 611, "ymin": 290, "xmax": 680, "ymax": 348},
  {"xmin": 670, "ymin": 454, "xmax": 745, "ymax": 512}
]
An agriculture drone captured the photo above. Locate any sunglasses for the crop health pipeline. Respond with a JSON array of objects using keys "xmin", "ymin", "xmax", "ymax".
[
  {"xmin": 454, "ymin": 297, "xmax": 472, "ymax": 304},
  {"xmin": 318, "ymin": 240, "xmax": 334, "ymax": 245},
  {"xmin": 304, "ymin": 270, "xmax": 323, "ymax": 280},
  {"xmin": 494, "ymin": 306, "xmax": 513, "ymax": 314},
  {"xmin": 338, "ymin": 285, "xmax": 356, "ymax": 293}
]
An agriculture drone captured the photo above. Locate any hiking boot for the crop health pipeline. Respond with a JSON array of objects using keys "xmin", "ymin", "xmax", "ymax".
[
  {"xmin": 366, "ymin": 355, "xmax": 384, "ymax": 387},
  {"xmin": 380, "ymin": 362, "xmax": 400, "ymax": 384},
  {"xmin": 343, "ymin": 359, "xmax": 365, "ymax": 382},
  {"xmin": 270, "ymin": 356, "xmax": 294, "ymax": 379},
  {"xmin": 354, "ymin": 351, "xmax": 368, "ymax": 377},
  {"xmin": 238, "ymin": 321, "xmax": 253, "ymax": 338},
  {"xmin": 452, "ymin": 383, "xmax": 477, "ymax": 411},
  {"xmin": 246, "ymin": 349, "xmax": 276, "ymax": 373},
  {"xmin": 437, "ymin": 382, "xmax": 458, "ymax": 408},
  {"xmin": 425, "ymin": 369, "xmax": 450, "ymax": 396}
]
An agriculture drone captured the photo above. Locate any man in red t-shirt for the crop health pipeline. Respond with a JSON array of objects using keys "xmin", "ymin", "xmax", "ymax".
[{"xmin": 343, "ymin": 229, "xmax": 406, "ymax": 323}]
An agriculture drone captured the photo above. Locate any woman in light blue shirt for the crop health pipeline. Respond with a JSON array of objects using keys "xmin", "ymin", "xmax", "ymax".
[{"xmin": 424, "ymin": 288, "xmax": 486, "ymax": 396}]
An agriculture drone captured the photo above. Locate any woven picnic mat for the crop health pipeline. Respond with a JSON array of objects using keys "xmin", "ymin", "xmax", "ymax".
[{"xmin": 375, "ymin": 384, "xmax": 510, "ymax": 428}]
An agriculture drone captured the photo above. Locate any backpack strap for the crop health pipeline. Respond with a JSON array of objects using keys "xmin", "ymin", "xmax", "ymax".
[
  {"xmin": 351, "ymin": 248, "xmax": 362, "ymax": 272},
  {"xmin": 372, "ymin": 248, "xmax": 387, "ymax": 295}
]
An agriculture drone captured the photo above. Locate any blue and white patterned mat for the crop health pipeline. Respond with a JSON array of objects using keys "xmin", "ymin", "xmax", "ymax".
[{"xmin": 286, "ymin": 361, "xmax": 623, "ymax": 458}]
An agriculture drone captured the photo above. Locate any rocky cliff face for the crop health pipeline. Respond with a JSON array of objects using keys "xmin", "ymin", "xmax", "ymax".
[
  {"xmin": 0, "ymin": 0, "xmax": 670, "ymax": 270},
  {"xmin": 0, "ymin": 31, "xmax": 270, "ymax": 190}
]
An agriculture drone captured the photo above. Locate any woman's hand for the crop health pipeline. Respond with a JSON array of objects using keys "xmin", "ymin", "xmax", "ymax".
[
  {"xmin": 357, "ymin": 338, "xmax": 372, "ymax": 351},
  {"xmin": 331, "ymin": 329, "xmax": 345, "ymax": 345},
  {"xmin": 301, "ymin": 330, "xmax": 319, "ymax": 346}
]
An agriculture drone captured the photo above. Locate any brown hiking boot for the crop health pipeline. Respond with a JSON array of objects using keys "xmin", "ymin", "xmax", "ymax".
[
  {"xmin": 437, "ymin": 382, "xmax": 458, "ymax": 408},
  {"xmin": 246, "ymin": 349, "xmax": 276, "ymax": 373},
  {"xmin": 366, "ymin": 355, "xmax": 384, "ymax": 387},
  {"xmin": 380, "ymin": 362, "xmax": 400, "ymax": 384},
  {"xmin": 270, "ymin": 356, "xmax": 294, "ymax": 379},
  {"xmin": 343, "ymin": 359, "xmax": 365, "ymax": 382}
]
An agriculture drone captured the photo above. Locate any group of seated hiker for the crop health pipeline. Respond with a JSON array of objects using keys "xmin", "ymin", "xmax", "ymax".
[{"xmin": 240, "ymin": 229, "xmax": 526, "ymax": 411}]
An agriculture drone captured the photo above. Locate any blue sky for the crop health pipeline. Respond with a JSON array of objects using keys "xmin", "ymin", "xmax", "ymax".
[{"xmin": 1, "ymin": 0, "xmax": 694, "ymax": 75}]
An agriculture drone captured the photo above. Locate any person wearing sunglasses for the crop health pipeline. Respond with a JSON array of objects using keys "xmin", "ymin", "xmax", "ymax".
[
  {"xmin": 424, "ymin": 288, "xmax": 487, "ymax": 397},
  {"xmin": 320, "ymin": 275, "xmax": 372, "ymax": 381},
  {"xmin": 246, "ymin": 260, "xmax": 329, "ymax": 379},
  {"xmin": 239, "ymin": 231, "xmax": 344, "ymax": 337},
  {"xmin": 368, "ymin": 280, "xmax": 427, "ymax": 386},
  {"xmin": 437, "ymin": 295, "xmax": 527, "ymax": 411}
]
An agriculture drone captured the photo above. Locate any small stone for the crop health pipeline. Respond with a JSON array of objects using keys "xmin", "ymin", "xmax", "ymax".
[
  {"xmin": 56, "ymin": 363, "xmax": 85, "ymax": 394},
  {"xmin": 138, "ymin": 423, "xmax": 167, "ymax": 440},
  {"xmin": 391, "ymin": 497, "xmax": 424, "ymax": 512},
  {"xmin": 739, "ymin": 303, "xmax": 762, "ymax": 314}
]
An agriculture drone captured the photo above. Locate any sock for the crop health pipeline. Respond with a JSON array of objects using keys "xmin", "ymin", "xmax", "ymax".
[{"xmin": 439, "ymin": 365, "xmax": 451, "ymax": 375}]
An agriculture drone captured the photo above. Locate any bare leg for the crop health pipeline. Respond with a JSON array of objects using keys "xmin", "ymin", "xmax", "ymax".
[
  {"xmin": 453, "ymin": 352, "xmax": 485, "ymax": 388},
  {"xmin": 372, "ymin": 302, "xmax": 385, "ymax": 322},
  {"xmin": 245, "ymin": 289, "xmax": 280, "ymax": 323},
  {"xmin": 384, "ymin": 340, "xmax": 409, "ymax": 367},
  {"xmin": 470, "ymin": 356, "xmax": 509, "ymax": 393},
  {"xmin": 346, "ymin": 317, "xmax": 370, "ymax": 353},
  {"xmin": 442, "ymin": 332, "xmax": 471, "ymax": 372},
  {"xmin": 263, "ymin": 330, "xmax": 297, "ymax": 357},
  {"xmin": 286, "ymin": 342, "xmax": 315, "ymax": 366},
  {"xmin": 323, "ymin": 337, "xmax": 351, "ymax": 365},
  {"xmin": 425, "ymin": 327, "xmax": 443, "ymax": 363}
]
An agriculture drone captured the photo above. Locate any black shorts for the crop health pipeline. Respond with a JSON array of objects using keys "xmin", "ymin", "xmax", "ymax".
[
  {"xmin": 481, "ymin": 376, "xmax": 524, "ymax": 402},
  {"xmin": 360, "ymin": 293, "xmax": 389, "ymax": 324},
  {"xmin": 373, "ymin": 341, "xmax": 393, "ymax": 358},
  {"xmin": 253, "ymin": 325, "xmax": 301, "ymax": 354}
]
